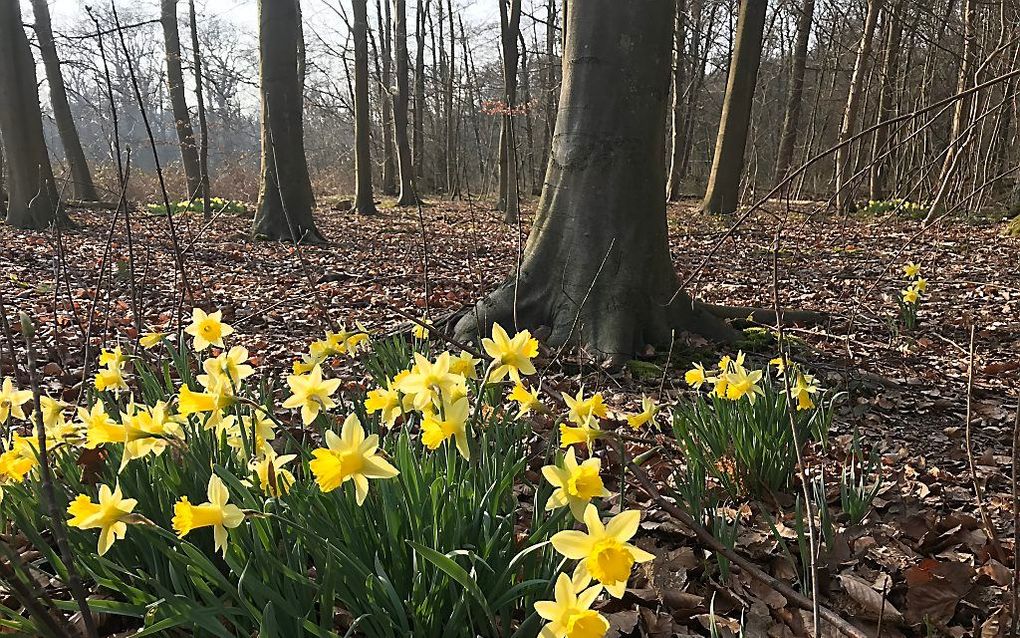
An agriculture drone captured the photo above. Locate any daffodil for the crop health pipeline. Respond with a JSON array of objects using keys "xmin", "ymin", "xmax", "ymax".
[
  {"xmin": 542, "ymin": 448, "xmax": 610, "ymax": 521},
  {"xmin": 184, "ymin": 307, "xmax": 234, "ymax": 351},
  {"xmin": 412, "ymin": 315, "xmax": 433, "ymax": 339},
  {"xmin": 534, "ymin": 573, "xmax": 608, "ymax": 638},
  {"xmin": 178, "ymin": 385, "xmax": 235, "ymax": 416},
  {"xmin": 308, "ymin": 414, "xmax": 399, "ymax": 504},
  {"xmin": 904, "ymin": 262, "xmax": 921, "ymax": 278},
  {"xmin": 724, "ymin": 365, "xmax": 764, "ymax": 403},
  {"xmin": 197, "ymin": 346, "xmax": 254, "ymax": 390},
  {"xmin": 559, "ymin": 420, "xmax": 602, "ymax": 450},
  {"xmin": 793, "ymin": 373, "xmax": 819, "ymax": 411},
  {"xmin": 684, "ymin": 362, "xmax": 714, "ymax": 389},
  {"xmin": 37, "ymin": 396, "xmax": 67, "ymax": 430},
  {"xmin": 172, "ymin": 474, "xmax": 245, "ymax": 556},
  {"xmin": 395, "ymin": 353, "xmax": 464, "ymax": 411},
  {"xmin": 0, "ymin": 434, "xmax": 37, "ymax": 483},
  {"xmin": 421, "ymin": 394, "xmax": 471, "ymax": 460},
  {"xmin": 625, "ymin": 397, "xmax": 658, "ymax": 430},
  {"xmin": 551, "ymin": 505, "xmax": 654, "ymax": 598},
  {"xmin": 224, "ymin": 410, "xmax": 277, "ymax": 456},
  {"xmin": 293, "ymin": 351, "xmax": 327, "ymax": 375},
  {"xmin": 94, "ymin": 366, "xmax": 128, "ymax": 393},
  {"xmin": 562, "ymin": 389, "xmax": 607, "ymax": 426},
  {"xmin": 77, "ymin": 403, "xmax": 116, "ymax": 436},
  {"xmin": 450, "ymin": 351, "xmax": 481, "ymax": 379},
  {"xmin": 120, "ymin": 402, "xmax": 183, "ymax": 470},
  {"xmin": 365, "ymin": 385, "xmax": 402, "ymax": 427},
  {"xmin": 901, "ymin": 287, "xmax": 920, "ymax": 304},
  {"xmin": 282, "ymin": 364, "xmax": 341, "ymax": 425},
  {"xmin": 482, "ymin": 323, "xmax": 538, "ymax": 383},
  {"xmin": 768, "ymin": 356, "xmax": 790, "ymax": 374},
  {"xmin": 914, "ymin": 277, "xmax": 927, "ymax": 293},
  {"xmin": 139, "ymin": 331, "xmax": 168, "ymax": 349},
  {"xmin": 509, "ymin": 383, "xmax": 543, "ymax": 415},
  {"xmin": 250, "ymin": 451, "xmax": 296, "ymax": 496},
  {"xmin": 98, "ymin": 346, "xmax": 128, "ymax": 371},
  {"xmin": 67, "ymin": 484, "xmax": 137, "ymax": 555},
  {"xmin": 0, "ymin": 378, "xmax": 32, "ymax": 424}
]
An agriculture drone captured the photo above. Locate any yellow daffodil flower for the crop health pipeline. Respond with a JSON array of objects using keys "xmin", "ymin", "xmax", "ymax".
[
  {"xmin": 184, "ymin": 308, "xmax": 234, "ymax": 351},
  {"xmin": 542, "ymin": 448, "xmax": 610, "ymax": 521},
  {"xmin": 365, "ymin": 385, "xmax": 402, "ymax": 427},
  {"xmin": 562, "ymin": 389, "xmax": 607, "ymax": 426},
  {"xmin": 684, "ymin": 362, "xmax": 715, "ymax": 389},
  {"xmin": 197, "ymin": 346, "xmax": 254, "ymax": 390},
  {"xmin": 509, "ymin": 383, "xmax": 543, "ymax": 416},
  {"xmin": 421, "ymin": 394, "xmax": 471, "ymax": 460},
  {"xmin": 250, "ymin": 451, "xmax": 296, "ymax": 496},
  {"xmin": 37, "ymin": 396, "xmax": 67, "ymax": 430},
  {"xmin": 412, "ymin": 315, "xmax": 433, "ymax": 339},
  {"xmin": 914, "ymin": 277, "xmax": 927, "ymax": 293},
  {"xmin": 308, "ymin": 414, "xmax": 399, "ymax": 504},
  {"xmin": 450, "ymin": 351, "xmax": 481, "ymax": 379},
  {"xmin": 178, "ymin": 385, "xmax": 235, "ymax": 416},
  {"xmin": 559, "ymin": 419, "xmax": 602, "ymax": 450},
  {"xmin": 395, "ymin": 353, "xmax": 464, "ymax": 411},
  {"xmin": 282, "ymin": 364, "xmax": 342, "ymax": 425},
  {"xmin": 551, "ymin": 505, "xmax": 655, "ymax": 598},
  {"xmin": 534, "ymin": 572, "xmax": 608, "ymax": 638},
  {"xmin": 625, "ymin": 397, "xmax": 658, "ymax": 430},
  {"xmin": 120, "ymin": 402, "xmax": 183, "ymax": 470},
  {"xmin": 67, "ymin": 484, "xmax": 137, "ymax": 555},
  {"xmin": 724, "ymin": 365, "xmax": 764, "ymax": 403},
  {"xmin": 768, "ymin": 356, "xmax": 790, "ymax": 374},
  {"xmin": 793, "ymin": 373, "xmax": 819, "ymax": 411},
  {"xmin": 95, "ymin": 367, "xmax": 129, "ymax": 393},
  {"xmin": 483, "ymin": 323, "xmax": 539, "ymax": 384},
  {"xmin": 77, "ymin": 403, "xmax": 116, "ymax": 436},
  {"xmin": 904, "ymin": 262, "xmax": 921, "ymax": 278},
  {"xmin": 901, "ymin": 287, "xmax": 920, "ymax": 304},
  {"xmin": 139, "ymin": 331, "xmax": 168, "ymax": 349},
  {"xmin": 223, "ymin": 410, "xmax": 277, "ymax": 456},
  {"xmin": 172, "ymin": 474, "xmax": 245, "ymax": 556},
  {"xmin": 98, "ymin": 346, "xmax": 127, "ymax": 371},
  {"xmin": 293, "ymin": 351, "xmax": 327, "ymax": 375},
  {"xmin": 0, "ymin": 378, "xmax": 32, "ymax": 423},
  {"xmin": 0, "ymin": 434, "xmax": 37, "ymax": 483}
]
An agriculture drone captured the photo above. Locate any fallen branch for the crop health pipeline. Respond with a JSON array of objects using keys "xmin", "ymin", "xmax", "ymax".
[
  {"xmin": 628, "ymin": 461, "xmax": 869, "ymax": 638},
  {"xmin": 699, "ymin": 302, "xmax": 827, "ymax": 326}
]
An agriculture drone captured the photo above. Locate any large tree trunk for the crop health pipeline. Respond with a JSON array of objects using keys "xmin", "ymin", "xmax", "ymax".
[
  {"xmin": 455, "ymin": 0, "xmax": 735, "ymax": 360},
  {"xmin": 352, "ymin": 0, "xmax": 377, "ymax": 215},
  {"xmin": 161, "ymin": 0, "xmax": 202, "ymax": 197},
  {"xmin": 497, "ymin": 0, "xmax": 522, "ymax": 222},
  {"xmin": 30, "ymin": 0, "xmax": 98, "ymax": 202},
  {"xmin": 393, "ymin": 0, "xmax": 419, "ymax": 205},
  {"xmin": 377, "ymin": 0, "xmax": 397, "ymax": 196},
  {"xmin": 445, "ymin": 0, "xmax": 459, "ymax": 197},
  {"xmin": 0, "ymin": 137, "xmax": 6, "ymax": 215},
  {"xmin": 188, "ymin": 0, "xmax": 212, "ymax": 217},
  {"xmin": 869, "ymin": 5, "xmax": 902, "ymax": 200},
  {"xmin": 666, "ymin": 0, "xmax": 688, "ymax": 201},
  {"xmin": 252, "ymin": 0, "xmax": 321, "ymax": 242},
  {"xmin": 412, "ymin": 0, "xmax": 427, "ymax": 184},
  {"xmin": 0, "ymin": 1, "xmax": 63, "ymax": 229},
  {"xmin": 774, "ymin": 0, "xmax": 815, "ymax": 186},
  {"xmin": 834, "ymin": 0, "xmax": 882, "ymax": 213},
  {"xmin": 700, "ymin": 0, "xmax": 768, "ymax": 215}
]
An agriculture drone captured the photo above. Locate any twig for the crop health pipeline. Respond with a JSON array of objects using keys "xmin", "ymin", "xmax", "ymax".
[
  {"xmin": 20, "ymin": 314, "xmax": 97, "ymax": 638},
  {"xmin": 1011, "ymin": 399, "xmax": 1019, "ymax": 637},
  {"xmin": 628, "ymin": 462, "xmax": 868, "ymax": 638},
  {"xmin": 770, "ymin": 225, "xmax": 820, "ymax": 635},
  {"xmin": 390, "ymin": 305, "xmax": 483, "ymax": 359},
  {"xmin": 962, "ymin": 325, "xmax": 1006, "ymax": 562}
]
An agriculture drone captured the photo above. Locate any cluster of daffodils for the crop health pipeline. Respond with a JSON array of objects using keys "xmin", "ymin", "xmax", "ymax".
[
  {"xmin": 684, "ymin": 350, "xmax": 820, "ymax": 411},
  {"xmin": 898, "ymin": 261, "xmax": 928, "ymax": 330}
]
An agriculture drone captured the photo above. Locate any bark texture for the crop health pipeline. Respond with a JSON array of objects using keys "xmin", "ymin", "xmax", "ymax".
[
  {"xmin": 0, "ymin": 1, "xmax": 63, "ymax": 229},
  {"xmin": 666, "ymin": 0, "xmax": 688, "ymax": 201},
  {"xmin": 161, "ymin": 0, "xmax": 202, "ymax": 197},
  {"xmin": 701, "ymin": 0, "xmax": 768, "ymax": 214},
  {"xmin": 455, "ymin": 0, "xmax": 735, "ymax": 359},
  {"xmin": 774, "ymin": 0, "xmax": 814, "ymax": 186},
  {"xmin": 188, "ymin": 0, "xmax": 211, "ymax": 216},
  {"xmin": 393, "ymin": 0, "xmax": 419, "ymax": 205},
  {"xmin": 252, "ymin": 0, "xmax": 321, "ymax": 242},
  {"xmin": 497, "ymin": 0, "xmax": 522, "ymax": 222},
  {"xmin": 352, "ymin": 0, "xmax": 377, "ymax": 215},
  {"xmin": 377, "ymin": 0, "xmax": 397, "ymax": 196},
  {"xmin": 30, "ymin": 0, "xmax": 98, "ymax": 202}
]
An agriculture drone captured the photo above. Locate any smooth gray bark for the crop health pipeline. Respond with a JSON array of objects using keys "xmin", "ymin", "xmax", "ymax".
[
  {"xmin": 353, "ymin": 0, "xmax": 377, "ymax": 215},
  {"xmin": 456, "ymin": 0, "xmax": 734, "ymax": 359},
  {"xmin": 161, "ymin": 0, "xmax": 202, "ymax": 197},
  {"xmin": 252, "ymin": 0, "xmax": 321, "ymax": 241}
]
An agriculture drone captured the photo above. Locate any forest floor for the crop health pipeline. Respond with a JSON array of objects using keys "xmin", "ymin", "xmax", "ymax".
[{"xmin": 2, "ymin": 197, "xmax": 1019, "ymax": 637}]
